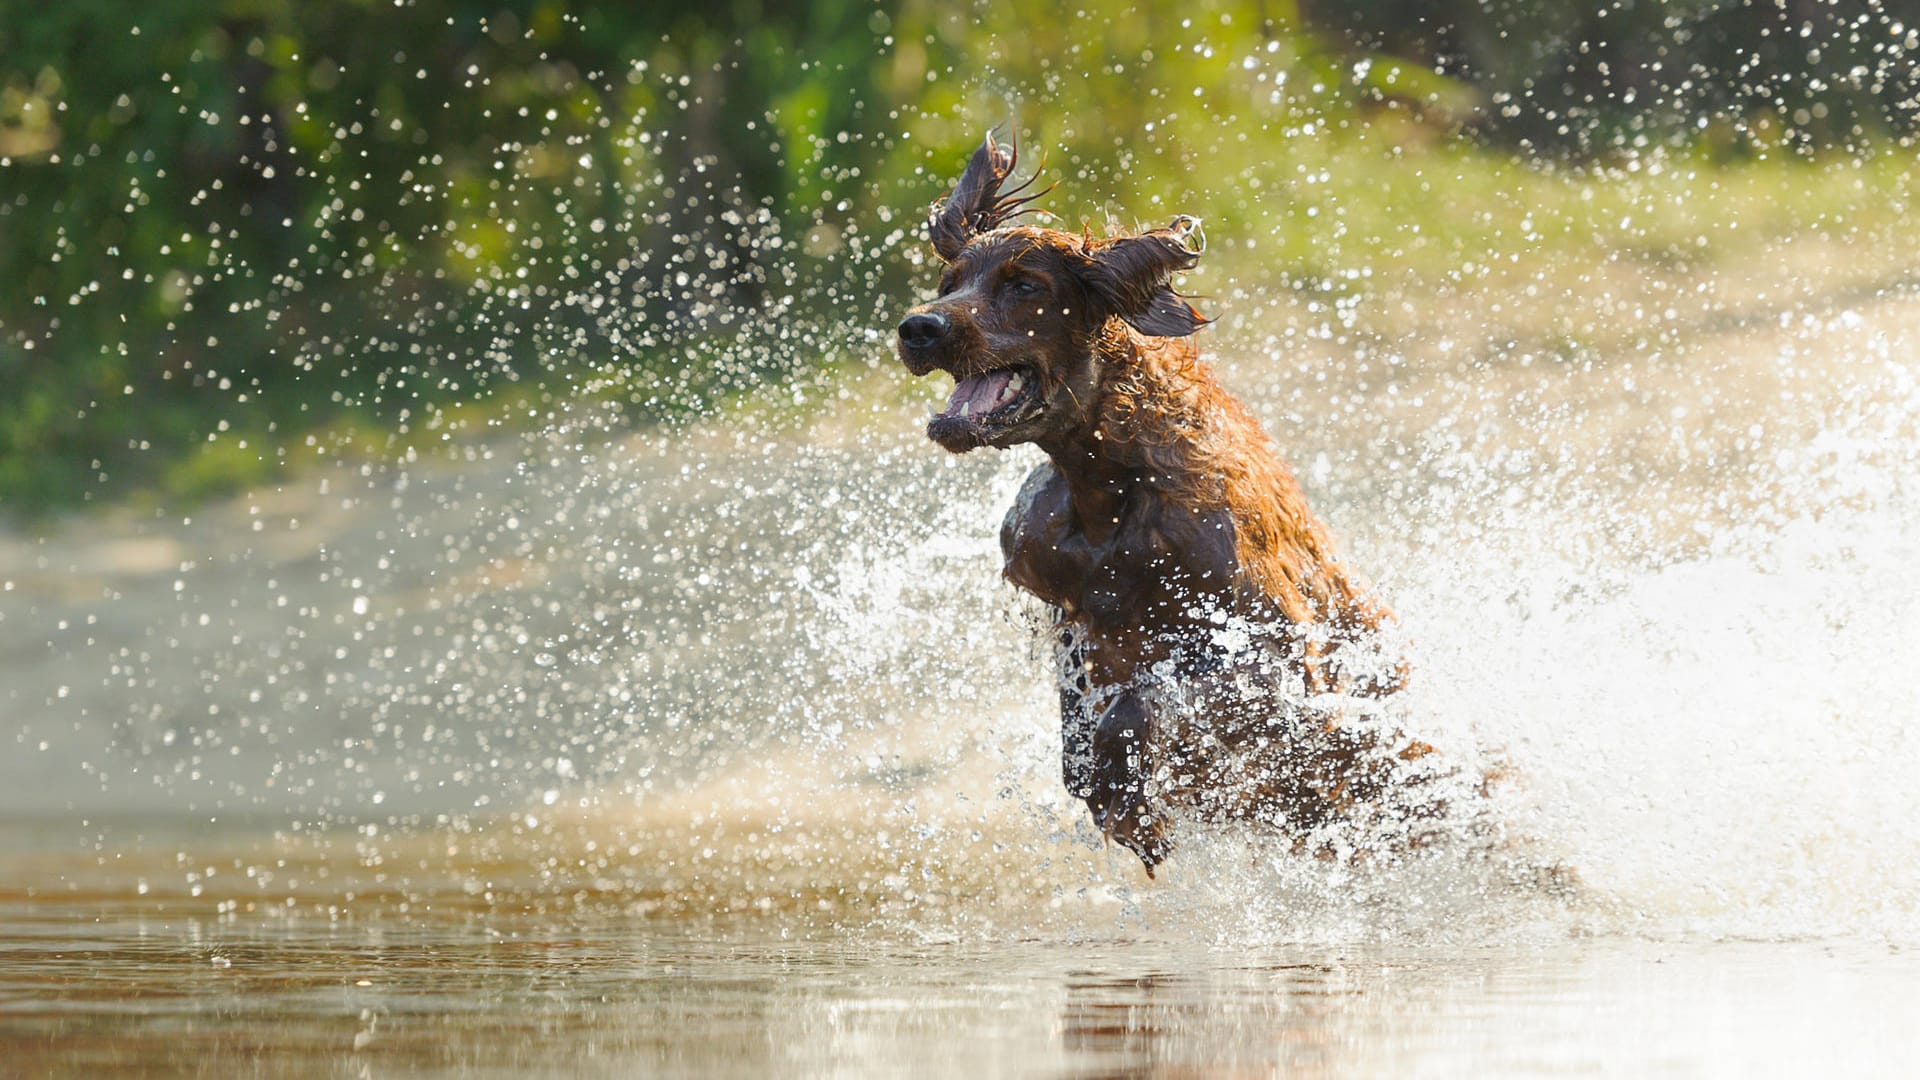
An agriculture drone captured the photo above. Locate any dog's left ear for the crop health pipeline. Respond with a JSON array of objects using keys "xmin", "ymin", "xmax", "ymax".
[{"xmin": 1084, "ymin": 216, "xmax": 1209, "ymax": 338}]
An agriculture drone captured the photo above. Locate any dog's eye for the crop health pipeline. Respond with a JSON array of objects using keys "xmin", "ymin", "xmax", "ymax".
[{"xmin": 1008, "ymin": 279, "xmax": 1041, "ymax": 297}]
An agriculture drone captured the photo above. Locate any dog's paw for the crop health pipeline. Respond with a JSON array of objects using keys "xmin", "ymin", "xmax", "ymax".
[
  {"xmin": 1086, "ymin": 691, "xmax": 1173, "ymax": 872},
  {"xmin": 1091, "ymin": 788, "xmax": 1172, "ymax": 875}
]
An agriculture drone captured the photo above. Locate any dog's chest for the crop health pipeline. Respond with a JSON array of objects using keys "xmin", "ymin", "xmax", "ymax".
[{"xmin": 999, "ymin": 462, "xmax": 1239, "ymax": 628}]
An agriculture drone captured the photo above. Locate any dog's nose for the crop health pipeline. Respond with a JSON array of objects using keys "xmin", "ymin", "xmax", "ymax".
[{"xmin": 898, "ymin": 311, "xmax": 950, "ymax": 350}]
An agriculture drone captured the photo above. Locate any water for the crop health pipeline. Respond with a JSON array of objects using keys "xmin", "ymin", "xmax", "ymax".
[
  {"xmin": 8, "ymin": 203, "xmax": 1920, "ymax": 1075},
  {"xmin": 8, "ymin": 893, "xmax": 1918, "ymax": 1077}
]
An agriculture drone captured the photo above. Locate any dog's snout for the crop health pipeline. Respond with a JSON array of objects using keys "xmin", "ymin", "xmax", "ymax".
[{"xmin": 898, "ymin": 311, "xmax": 950, "ymax": 350}]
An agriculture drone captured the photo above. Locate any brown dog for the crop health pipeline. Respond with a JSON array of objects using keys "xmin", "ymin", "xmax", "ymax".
[{"xmin": 897, "ymin": 133, "xmax": 1451, "ymax": 873}]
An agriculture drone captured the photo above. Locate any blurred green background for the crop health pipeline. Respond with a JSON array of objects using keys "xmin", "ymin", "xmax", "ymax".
[{"xmin": 2, "ymin": 0, "xmax": 1916, "ymax": 516}]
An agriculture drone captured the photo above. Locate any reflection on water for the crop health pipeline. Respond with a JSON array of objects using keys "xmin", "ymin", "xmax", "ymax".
[
  {"xmin": 6, "ymin": 838, "xmax": 1918, "ymax": 1079},
  {"xmin": 5, "ymin": 820, "xmax": 1920, "ymax": 1077}
]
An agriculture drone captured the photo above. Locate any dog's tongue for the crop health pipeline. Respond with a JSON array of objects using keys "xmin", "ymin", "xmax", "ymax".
[{"xmin": 939, "ymin": 370, "xmax": 1013, "ymax": 420}]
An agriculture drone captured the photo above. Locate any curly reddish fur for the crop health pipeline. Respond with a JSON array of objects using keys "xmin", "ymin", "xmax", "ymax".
[
  {"xmin": 896, "ymin": 137, "xmax": 1432, "ymax": 871},
  {"xmin": 1089, "ymin": 321, "xmax": 1393, "ymax": 689}
]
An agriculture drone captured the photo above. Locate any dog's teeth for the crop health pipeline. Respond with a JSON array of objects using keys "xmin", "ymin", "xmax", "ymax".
[
  {"xmin": 959, "ymin": 401, "xmax": 972, "ymax": 418},
  {"xmin": 1008, "ymin": 372, "xmax": 1025, "ymax": 393}
]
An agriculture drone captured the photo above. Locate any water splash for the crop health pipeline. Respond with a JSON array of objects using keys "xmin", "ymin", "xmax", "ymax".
[{"xmin": 10, "ymin": 278, "xmax": 1920, "ymax": 947}]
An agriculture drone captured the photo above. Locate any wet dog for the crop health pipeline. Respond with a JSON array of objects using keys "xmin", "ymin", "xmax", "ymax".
[{"xmin": 896, "ymin": 133, "xmax": 1454, "ymax": 873}]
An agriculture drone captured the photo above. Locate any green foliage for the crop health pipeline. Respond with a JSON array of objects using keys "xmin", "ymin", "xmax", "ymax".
[{"xmin": 0, "ymin": 0, "xmax": 1915, "ymax": 516}]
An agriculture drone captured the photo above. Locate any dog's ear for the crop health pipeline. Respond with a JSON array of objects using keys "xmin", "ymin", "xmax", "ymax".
[
  {"xmin": 1084, "ymin": 216, "xmax": 1209, "ymax": 338},
  {"xmin": 928, "ymin": 130, "xmax": 1047, "ymax": 262}
]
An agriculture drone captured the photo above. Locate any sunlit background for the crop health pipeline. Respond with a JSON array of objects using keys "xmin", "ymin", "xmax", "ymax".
[{"xmin": 5, "ymin": 1, "xmax": 1920, "ymax": 1075}]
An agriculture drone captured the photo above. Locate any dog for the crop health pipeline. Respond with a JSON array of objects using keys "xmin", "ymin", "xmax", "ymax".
[{"xmin": 896, "ymin": 133, "xmax": 1456, "ymax": 873}]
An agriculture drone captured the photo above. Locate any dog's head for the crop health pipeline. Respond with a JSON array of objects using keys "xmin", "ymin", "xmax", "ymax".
[{"xmin": 896, "ymin": 132, "xmax": 1208, "ymax": 453}]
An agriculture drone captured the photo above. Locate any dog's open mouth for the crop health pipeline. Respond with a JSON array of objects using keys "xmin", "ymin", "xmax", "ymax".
[
  {"xmin": 925, "ymin": 363, "xmax": 1046, "ymax": 452},
  {"xmin": 934, "ymin": 365, "xmax": 1040, "ymax": 427}
]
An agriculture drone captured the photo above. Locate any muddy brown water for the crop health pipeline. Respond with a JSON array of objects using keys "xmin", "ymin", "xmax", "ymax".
[{"xmin": 7, "ymin": 880, "xmax": 1916, "ymax": 1078}]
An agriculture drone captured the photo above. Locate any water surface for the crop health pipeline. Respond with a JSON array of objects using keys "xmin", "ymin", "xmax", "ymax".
[{"xmin": 8, "ymin": 820, "xmax": 1918, "ymax": 1078}]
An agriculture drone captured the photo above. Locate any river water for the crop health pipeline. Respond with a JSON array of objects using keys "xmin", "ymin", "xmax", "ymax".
[{"xmin": 6, "ymin": 235, "xmax": 1920, "ymax": 1074}]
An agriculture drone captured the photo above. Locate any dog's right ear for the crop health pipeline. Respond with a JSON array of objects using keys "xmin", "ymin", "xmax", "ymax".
[{"xmin": 928, "ymin": 131, "xmax": 1046, "ymax": 262}]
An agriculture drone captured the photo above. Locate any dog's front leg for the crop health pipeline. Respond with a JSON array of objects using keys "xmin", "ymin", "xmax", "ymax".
[{"xmin": 1086, "ymin": 689, "xmax": 1173, "ymax": 873}]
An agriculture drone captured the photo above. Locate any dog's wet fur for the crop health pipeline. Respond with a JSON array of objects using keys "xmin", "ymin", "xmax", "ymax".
[{"xmin": 897, "ymin": 133, "xmax": 1460, "ymax": 873}]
